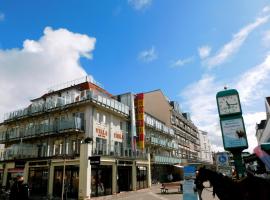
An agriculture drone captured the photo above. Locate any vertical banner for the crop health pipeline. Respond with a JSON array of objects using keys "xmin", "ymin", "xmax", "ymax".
[
  {"xmin": 135, "ymin": 93, "xmax": 145, "ymax": 150},
  {"xmin": 183, "ymin": 166, "xmax": 197, "ymax": 200},
  {"xmin": 130, "ymin": 94, "xmax": 137, "ymax": 151}
]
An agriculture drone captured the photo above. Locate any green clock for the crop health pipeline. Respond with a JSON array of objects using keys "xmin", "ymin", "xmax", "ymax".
[{"xmin": 216, "ymin": 89, "xmax": 242, "ymax": 116}]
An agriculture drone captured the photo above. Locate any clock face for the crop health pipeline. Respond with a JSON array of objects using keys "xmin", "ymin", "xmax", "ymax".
[{"xmin": 217, "ymin": 95, "xmax": 241, "ymax": 115}]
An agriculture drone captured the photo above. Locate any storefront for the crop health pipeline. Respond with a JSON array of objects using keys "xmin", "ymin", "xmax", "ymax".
[
  {"xmin": 53, "ymin": 165, "xmax": 79, "ymax": 199},
  {"xmin": 28, "ymin": 167, "xmax": 48, "ymax": 198},
  {"xmin": 6, "ymin": 168, "xmax": 24, "ymax": 190},
  {"xmin": 91, "ymin": 165, "xmax": 112, "ymax": 197},
  {"xmin": 117, "ymin": 165, "xmax": 132, "ymax": 192},
  {"xmin": 136, "ymin": 166, "xmax": 147, "ymax": 189}
]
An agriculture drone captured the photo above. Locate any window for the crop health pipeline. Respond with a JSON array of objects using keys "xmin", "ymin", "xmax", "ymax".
[
  {"xmin": 103, "ymin": 114, "xmax": 106, "ymax": 124},
  {"xmin": 120, "ymin": 121, "xmax": 123, "ymax": 130}
]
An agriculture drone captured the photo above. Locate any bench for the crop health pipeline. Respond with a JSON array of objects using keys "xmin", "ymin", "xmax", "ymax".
[{"xmin": 160, "ymin": 182, "xmax": 183, "ymax": 194}]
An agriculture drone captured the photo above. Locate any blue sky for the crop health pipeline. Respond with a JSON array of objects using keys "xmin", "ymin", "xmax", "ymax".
[{"xmin": 1, "ymin": 0, "xmax": 270, "ymax": 152}]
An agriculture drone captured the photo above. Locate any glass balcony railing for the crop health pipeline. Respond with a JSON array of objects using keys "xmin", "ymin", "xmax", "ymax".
[
  {"xmin": 4, "ymin": 89, "xmax": 130, "ymax": 121},
  {"xmin": 92, "ymin": 142, "xmax": 147, "ymax": 159},
  {"xmin": 153, "ymin": 155, "xmax": 181, "ymax": 164},
  {"xmin": 0, "ymin": 117, "xmax": 85, "ymax": 143},
  {"xmin": 144, "ymin": 114, "xmax": 175, "ymax": 136},
  {"xmin": 150, "ymin": 137, "xmax": 178, "ymax": 149}
]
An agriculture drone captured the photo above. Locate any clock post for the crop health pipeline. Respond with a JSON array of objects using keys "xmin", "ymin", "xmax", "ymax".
[{"xmin": 216, "ymin": 88, "xmax": 248, "ymax": 179}]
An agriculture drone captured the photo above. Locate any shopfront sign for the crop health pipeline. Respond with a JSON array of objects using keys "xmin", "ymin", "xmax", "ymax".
[
  {"xmin": 135, "ymin": 93, "xmax": 145, "ymax": 149},
  {"xmin": 89, "ymin": 156, "xmax": 101, "ymax": 165},
  {"xmin": 114, "ymin": 131, "xmax": 123, "ymax": 142},
  {"xmin": 15, "ymin": 161, "xmax": 26, "ymax": 169},
  {"xmin": 96, "ymin": 127, "xmax": 108, "ymax": 139}
]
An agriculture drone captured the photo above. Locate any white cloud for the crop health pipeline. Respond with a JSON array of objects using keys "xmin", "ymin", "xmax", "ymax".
[
  {"xmin": 128, "ymin": 0, "xmax": 152, "ymax": 10},
  {"xmin": 171, "ymin": 56, "xmax": 194, "ymax": 68},
  {"xmin": 198, "ymin": 46, "xmax": 211, "ymax": 59},
  {"xmin": 262, "ymin": 6, "xmax": 270, "ymax": 13},
  {"xmin": 138, "ymin": 46, "xmax": 157, "ymax": 62},
  {"xmin": 0, "ymin": 12, "xmax": 5, "ymax": 21},
  {"xmin": 206, "ymin": 16, "xmax": 269, "ymax": 68},
  {"xmin": 181, "ymin": 52, "xmax": 270, "ymax": 152},
  {"xmin": 243, "ymin": 112, "xmax": 265, "ymax": 152},
  {"xmin": 262, "ymin": 30, "xmax": 270, "ymax": 46},
  {"xmin": 0, "ymin": 27, "xmax": 96, "ymax": 120},
  {"xmin": 236, "ymin": 54, "xmax": 270, "ymax": 105}
]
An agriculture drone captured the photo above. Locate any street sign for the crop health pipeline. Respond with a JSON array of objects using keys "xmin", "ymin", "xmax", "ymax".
[
  {"xmin": 216, "ymin": 152, "xmax": 229, "ymax": 166},
  {"xmin": 89, "ymin": 156, "xmax": 100, "ymax": 165}
]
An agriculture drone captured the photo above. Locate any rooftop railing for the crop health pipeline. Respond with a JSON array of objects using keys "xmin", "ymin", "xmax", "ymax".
[{"xmin": 4, "ymin": 89, "xmax": 130, "ymax": 122}]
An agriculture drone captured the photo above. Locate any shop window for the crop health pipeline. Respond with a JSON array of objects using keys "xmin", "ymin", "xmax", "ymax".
[
  {"xmin": 91, "ymin": 166, "xmax": 112, "ymax": 197},
  {"xmin": 28, "ymin": 167, "xmax": 48, "ymax": 198},
  {"xmin": 136, "ymin": 166, "xmax": 147, "ymax": 190},
  {"xmin": 53, "ymin": 166, "xmax": 79, "ymax": 199}
]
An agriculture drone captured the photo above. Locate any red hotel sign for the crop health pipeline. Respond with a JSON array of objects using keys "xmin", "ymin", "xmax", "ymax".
[
  {"xmin": 96, "ymin": 127, "xmax": 108, "ymax": 139},
  {"xmin": 135, "ymin": 93, "xmax": 145, "ymax": 149}
]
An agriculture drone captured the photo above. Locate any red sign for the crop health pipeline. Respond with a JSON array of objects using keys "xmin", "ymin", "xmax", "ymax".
[
  {"xmin": 114, "ymin": 132, "xmax": 123, "ymax": 142},
  {"xmin": 135, "ymin": 93, "xmax": 145, "ymax": 149},
  {"xmin": 96, "ymin": 127, "xmax": 108, "ymax": 139}
]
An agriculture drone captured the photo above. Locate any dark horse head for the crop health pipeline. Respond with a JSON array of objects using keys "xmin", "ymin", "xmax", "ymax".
[
  {"xmin": 197, "ymin": 167, "xmax": 270, "ymax": 200},
  {"xmin": 197, "ymin": 167, "xmax": 243, "ymax": 200}
]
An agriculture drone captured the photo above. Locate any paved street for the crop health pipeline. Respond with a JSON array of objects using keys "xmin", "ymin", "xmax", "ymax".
[{"xmin": 91, "ymin": 184, "xmax": 219, "ymax": 200}]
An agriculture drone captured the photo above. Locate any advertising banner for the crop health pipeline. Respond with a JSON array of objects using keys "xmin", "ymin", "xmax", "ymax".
[
  {"xmin": 183, "ymin": 166, "xmax": 197, "ymax": 200},
  {"xmin": 220, "ymin": 116, "xmax": 248, "ymax": 149},
  {"xmin": 135, "ymin": 93, "xmax": 145, "ymax": 149}
]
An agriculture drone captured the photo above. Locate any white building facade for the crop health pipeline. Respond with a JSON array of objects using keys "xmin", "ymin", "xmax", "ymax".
[{"xmin": 198, "ymin": 130, "xmax": 213, "ymax": 164}]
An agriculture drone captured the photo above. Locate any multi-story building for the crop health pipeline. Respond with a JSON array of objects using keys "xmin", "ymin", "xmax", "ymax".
[
  {"xmin": 0, "ymin": 77, "xmax": 202, "ymax": 198},
  {"xmin": 170, "ymin": 103, "xmax": 200, "ymax": 163},
  {"xmin": 140, "ymin": 90, "xmax": 200, "ymax": 182},
  {"xmin": 256, "ymin": 97, "xmax": 270, "ymax": 144},
  {"xmin": 198, "ymin": 130, "xmax": 213, "ymax": 164},
  {"xmin": 0, "ymin": 76, "xmax": 150, "ymax": 199}
]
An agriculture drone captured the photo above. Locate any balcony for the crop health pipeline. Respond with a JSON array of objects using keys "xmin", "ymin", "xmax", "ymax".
[
  {"xmin": 3, "ymin": 89, "xmax": 129, "ymax": 122},
  {"xmin": 152, "ymin": 155, "xmax": 181, "ymax": 164},
  {"xmin": 149, "ymin": 137, "xmax": 178, "ymax": 150},
  {"xmin": 1, "ymin": 141, "xmax": 81, "ymax": 161},
  {"xmin": 0, "ymin": 117, "xmax": 85, "ymax": 143},
  {"xmin": 144, "ymin": 114, "xmax": 175, "ymax": 137},
  {"xmin": 92, "ymin": 142, "xmax": 147, "ymax": 159}
]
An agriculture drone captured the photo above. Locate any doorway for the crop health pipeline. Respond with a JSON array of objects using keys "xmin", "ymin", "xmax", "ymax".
[{"xmin": 117, "ymin": 166, "xmax": 132, "ymax": 192}]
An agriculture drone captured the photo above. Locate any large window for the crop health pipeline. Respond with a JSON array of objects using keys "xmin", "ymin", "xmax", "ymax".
[
  {"xmin": 96, "ymin": 138, "xmax": 107, "ymax": 155},
  {"xmin": 28, "ymin": 167, "xmax": 48, "ymax": 198},
  {"xmin": 53, "ymin": 165, "xmax": 79, "ymax": 199},
  {"xmin": 91, "ymin": 166, "xmax": 112, "ymax": 197},
  {"xmin": 136, "ymin": 166, "xmax": 147, "ymax": 189}
]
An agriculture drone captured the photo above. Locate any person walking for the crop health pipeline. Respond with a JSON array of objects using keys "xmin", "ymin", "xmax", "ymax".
[
  {"xmin": 194, "ymin": 171, "xmax": 204, "ymax": 200},
  {"xmin": 9, "ymin": 175, "xmax": 29, "ymax": 200}
]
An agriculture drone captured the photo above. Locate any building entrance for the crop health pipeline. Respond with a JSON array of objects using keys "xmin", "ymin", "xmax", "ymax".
[
  {"xmin": 117, "ymin": 166, "xmax": 132, "ymax": 192},
  {"xmin": 28, "ymin": 167, "xmax": 48, "ymax": 198}
]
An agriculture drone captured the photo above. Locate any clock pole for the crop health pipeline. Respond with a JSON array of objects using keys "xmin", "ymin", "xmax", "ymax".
[{"xmin": 216, "ymin": 89, "xmax": 248, "ymax": 179}]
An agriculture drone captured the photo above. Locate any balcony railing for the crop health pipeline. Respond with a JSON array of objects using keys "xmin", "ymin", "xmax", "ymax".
[
  {"xmin": 149, "ymin": 137, "xmax": 178, "ymax": 149},
  {"xmin": 92, "ymin": 142, "xmax": 147, "ymax": 159},
  {"xmin": 1, "ymin": 142, "xmax": 81, "ymax": 161},
  {"xmin": 152, "ymin": 155, "xmax": 181, "ymax": 164},
  {"xmin": 144, "ymin": 114, "xmax": 175, "ymax": 136},
  {"xmin": 0, "ymin": 117, "xmax": 85, "ymax": 143},
  {"xmin": 0, "ymin": 141, "xmax": 147, "ymax": 161},
  {"xmin": 4, "ymin": 89, "xmax": 129, "ymax": 122}
]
